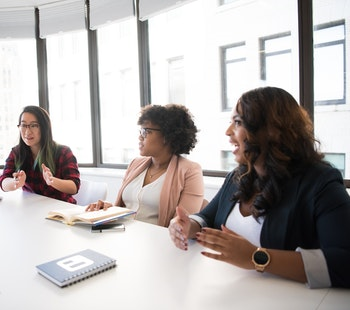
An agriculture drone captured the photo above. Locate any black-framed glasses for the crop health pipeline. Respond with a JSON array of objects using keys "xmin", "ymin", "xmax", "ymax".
[
  {"xmin": 139, "ymin": 127, "xmax": 161, "ymax": 138},
  {"xmin": 17, "ymin": 123, "xmax": 40, "ymax": 131}
]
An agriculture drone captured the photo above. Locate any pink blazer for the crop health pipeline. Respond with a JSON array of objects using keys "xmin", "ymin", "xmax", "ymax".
[{"xmin": 115, "ymin": 155, "xmax": 204, "ymax": 227}]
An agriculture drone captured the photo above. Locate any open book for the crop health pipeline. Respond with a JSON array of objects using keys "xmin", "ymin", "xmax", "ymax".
[{"xmin": 46, "ymin": 205, "xmax": 135, "ymax": 226}]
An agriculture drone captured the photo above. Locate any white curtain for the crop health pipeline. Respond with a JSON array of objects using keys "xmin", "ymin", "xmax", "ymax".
[
  {"xmin": 38, "ymin": 0, "xmax": 86, "ymax": 38},
  {"xmin": 89, "ymin": 0, "xmax": 135, "ymax": 30},
  {"xmin": 138, "ymin": 0, "xmax": 195, "ymax": 21},
  {"xmin": 0, "ymin": 8, "xmax": 35, "ymax": 39}
]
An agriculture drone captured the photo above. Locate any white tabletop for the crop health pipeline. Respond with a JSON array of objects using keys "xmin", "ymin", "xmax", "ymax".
[{"xmin": 0, "ymin": 191, "xmax": 349, "ymax": 310}]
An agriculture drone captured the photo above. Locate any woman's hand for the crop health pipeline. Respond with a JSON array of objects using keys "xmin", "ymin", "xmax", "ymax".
[
  {"xmin": 12, "ymin": 170, "xmax": 26, "ymax": 189},
  {"xmin": 196, "ymin": 225, "xmax": 256, "ymax": 270},
  {"xmin": 42, "ymin": 163, "xmax": 54, "ymax": 185},
  {"xmin": 85, "ymin": 200, "xmax": 113, "ymax": 211},
  {"xmin": 169, "ymin": 206, "xmax": 192, "ymax": 251}
]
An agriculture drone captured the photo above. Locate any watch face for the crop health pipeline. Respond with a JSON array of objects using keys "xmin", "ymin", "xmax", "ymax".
[{"xmin": 254, "ymin": 250, "xmax": 269, "ymax": 265}]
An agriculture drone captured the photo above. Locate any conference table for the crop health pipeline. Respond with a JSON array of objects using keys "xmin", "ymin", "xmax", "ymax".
[{"xmin": 0, "ymin": 191, "xmax": 349, "ymax": 310}]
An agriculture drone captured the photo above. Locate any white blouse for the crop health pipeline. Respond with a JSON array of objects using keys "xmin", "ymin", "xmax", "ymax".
[
  {"xmin": 121, "ymin": 169, "xmax": 165, "ymax": 225},
  {"xmin": 225, "ymin": 202, "xmax": 263, "ymax": 247}
]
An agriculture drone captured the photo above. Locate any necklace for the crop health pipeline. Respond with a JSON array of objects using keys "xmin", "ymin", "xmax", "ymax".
[{"xmin": 148, "ymin": 167, "xmax": 166, "ymax": 179}]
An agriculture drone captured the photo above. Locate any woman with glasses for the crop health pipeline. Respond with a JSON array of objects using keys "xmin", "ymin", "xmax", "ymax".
[
  {"xmin": 86, "ymin": 104, "xmax": 204, "ymax": 227},
  {"xmin": 169, "ymin": 87, "xmax": 350, "ymax": 288},
  {"xmin": 0, "ymin": 105, "xmax": 80, "ymax": 203}
]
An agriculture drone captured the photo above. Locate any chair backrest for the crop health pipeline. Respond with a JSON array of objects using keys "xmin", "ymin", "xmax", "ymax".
[
  {"xmin": 73, "ymin": 179, "xmax": 108, "ymax": 206},
  {"xmin": 201, "ymin": 199, "xmax": 209, "ymax": 210}
]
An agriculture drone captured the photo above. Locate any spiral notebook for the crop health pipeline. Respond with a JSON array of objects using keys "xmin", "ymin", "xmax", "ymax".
[{"xmin": 36, "ymin": 249, "xmax": 116, "ymax": 287}]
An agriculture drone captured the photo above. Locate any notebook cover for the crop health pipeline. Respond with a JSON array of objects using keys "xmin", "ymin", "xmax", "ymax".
[{"xmin": 36, "ymin": 249, "xmax": 116, "ymax": 287}]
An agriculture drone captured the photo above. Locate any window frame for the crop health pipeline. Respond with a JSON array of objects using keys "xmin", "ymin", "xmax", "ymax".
[
  {"xmin": 259, "ymin": 31, "xmax": 292, "ymax": 81},
  {"xmin": 221, "ymin": 41, "xmax": 246, "ymax": 112}
]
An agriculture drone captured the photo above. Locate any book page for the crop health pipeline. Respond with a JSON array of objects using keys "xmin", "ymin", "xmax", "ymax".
[
  {"xmin": 73, "ymin": 206, "xmax": 134, "ymax": 224},
  {"xmin": 47, "ymin": 205, "xmax": 87, "ymax": 223}
]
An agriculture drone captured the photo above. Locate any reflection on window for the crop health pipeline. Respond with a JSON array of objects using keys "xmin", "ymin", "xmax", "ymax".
[
  {"xmin": 0, "ymin": 39, "xmax": 38, "ymax": 164},
  {"xmin": 46, "ymin": 31, "xmax": 92, "ymax": 163},
  {"xmin": 221, "ymin": 151, "xmax": 238, "ymax": 171},
  {"xmin": 324, "ymin": 153, "xmax": 345, "ymax": 177},
  {"xmin": 260, "ymin": 32, "xmax": 293, "ymax": 92},
  {"xmin": 222, "ymin": 42, "xmax": 247, "ymax": 111},
  {"xmin": 97, "ymin": 19, "xmax": 140, "ymax": 164},
  {"xmin": 314, "ymin": 21, "xmax": 345, "ymax": 105}
]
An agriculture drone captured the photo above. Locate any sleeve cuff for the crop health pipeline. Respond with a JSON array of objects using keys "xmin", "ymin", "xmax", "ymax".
[
  {"xmin": 296, "ymin": 247, "xmax": 331, "ymax": 289},
  {"xmin": 188, "ymin": 214, "xmax": 207, "ymax": 229}
]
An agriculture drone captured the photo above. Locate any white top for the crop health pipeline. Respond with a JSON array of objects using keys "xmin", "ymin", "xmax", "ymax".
[
  {"xmin": 122, "ymin": 169, "xmax": 165, "ymax": 225},
  {"xmin": 225, "ymin": 202, "xmax": 263, "ymax": 247},
  {"xmin": 191, "ymin": 203, "xmax": 331, "ymax": 289}
]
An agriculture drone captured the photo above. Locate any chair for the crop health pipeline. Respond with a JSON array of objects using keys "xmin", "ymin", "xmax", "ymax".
[
  {"xmin": 201, "ymin": 199, "xmax": 209, "ymax": 210},
  {"xmin": 73, "ymin": 179, "xmax": 108, "ymax": 206}
]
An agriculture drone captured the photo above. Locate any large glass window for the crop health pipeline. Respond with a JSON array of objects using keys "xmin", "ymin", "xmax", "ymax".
[
  {"xmin": 260, "ymin": 32, "xmax": 293, "ymax": 92},
  {"xmin": 97, "ymin": 18, "xmax": 141, "ymax": 165},
  {"xmin": 313, "ymin": 0, "xmax": 350, "ymax": 179},
  {"xmin": 222, "ymin": 42, "xmax": 247, "ymax": 111},
  {"xmin": 314, "ymin": 21, "xmax": 345, "ymax": 105},
  {"xmin": 46, "ymin": 31, "xmax": 92, "ymax": 163},
  {"xmin": 0, "ymin": 39, "xmax": 38, "ymax": 164},
  {"xmin": 148, "ymin": 0, "xmax": 299, "ymax": 171}
]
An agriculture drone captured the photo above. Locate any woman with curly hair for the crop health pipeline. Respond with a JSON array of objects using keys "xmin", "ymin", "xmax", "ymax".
[
  {"xmin": 169, "ymin": 87, "xmax": 350, "ymax": 288},
  {"xmin": 0, "ymin": 105, "xmax": 80, "ymax": 203},
  {"xmin": 87, "ymin": 104, "xmax": 204, "ymax": 227}
]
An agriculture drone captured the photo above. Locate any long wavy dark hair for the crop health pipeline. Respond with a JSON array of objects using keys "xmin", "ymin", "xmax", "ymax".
[
  {"xmin": 232, "ymin": 87, "xmax": 325, "ymax": 218},
  {"xmin": 138, "ymin": 104, "xmax": 198, "ymax": 155},
  {"xmin": 15, "ymin": 105, "xmax": 58, "ymax": 174}
]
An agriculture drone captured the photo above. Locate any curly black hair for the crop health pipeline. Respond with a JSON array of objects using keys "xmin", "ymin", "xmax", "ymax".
[{"xmin": 137, "ymin": 104, "xmax": 198, "ymax": 155}]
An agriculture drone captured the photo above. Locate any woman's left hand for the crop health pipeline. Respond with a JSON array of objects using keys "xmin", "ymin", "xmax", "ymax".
[
  {"xmin": 42, "ymin": 163, "xmax": 54, "ymax": 185},
  {"xmin": 196, "ymin": 225, "xmax": 256, "ymax": 270}
]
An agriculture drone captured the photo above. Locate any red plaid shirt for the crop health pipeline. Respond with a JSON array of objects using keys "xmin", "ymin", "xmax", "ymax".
[{"xmin": 0, "ymin": 145, "xmax": 80, "ymax": 204}]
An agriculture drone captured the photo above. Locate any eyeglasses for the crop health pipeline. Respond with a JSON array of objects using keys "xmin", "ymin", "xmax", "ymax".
[
  {"xmin": 139, "ymin": 127, "xmax": 161, "ymax": 138},
  {"xmin": 17, "ymin": 123, "xmax": 40, "ymax": 131}
]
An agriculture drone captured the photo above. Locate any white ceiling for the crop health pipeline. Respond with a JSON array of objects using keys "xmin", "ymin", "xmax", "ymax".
[{"xmin": 0, "ymin": 0, "xmax": 67, "ymax": 9}]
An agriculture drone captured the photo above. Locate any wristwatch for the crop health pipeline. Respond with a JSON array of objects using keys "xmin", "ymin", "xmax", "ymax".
[{"xmin": 252, "ymin": 247, "xmax": 271, "ymax": 272}]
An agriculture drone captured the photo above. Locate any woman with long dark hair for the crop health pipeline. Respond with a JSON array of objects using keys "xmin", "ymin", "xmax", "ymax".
[
  {"xmin": 169, "ymin": 87, "xmax": 350, "ymax": 288},
  {"xmin": 0, "ymin": 105, "xmax": 80, "ymax": 203}
]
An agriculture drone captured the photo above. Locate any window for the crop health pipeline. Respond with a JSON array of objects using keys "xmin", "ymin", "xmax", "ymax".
[
  {"xmin": 168, "ymin": 57, "xmax": 186, "ymax": 104},
  {"xmin": 148, "ymin": 0, "xmax": 299, "ymax": 171},
  {"xmin": 97, "ymin": 19, "xmax": 141, "ymax": 165},
  {"xmin": 46, "ymin": 31, "xmax": 93, "ymax": 163},
  {"xmin": 324, "ymin": 153, "xmax": 345, "ymax": 177},
  {"xmin": 260, "ymin": 32, "xmax": 293, "ymax": 93},
  {"xmin": 313, "ymin": 0, "xmax": 349, "ymax": 179},
  {"xmin": 314, "ymin": 21, "xmax": 345, "ymax": 105},
  {"xmin": 222, "ymin": 42, "xmax": 247, "ymax": 111},
  {"xmin": 0, "ymin": 39, "xmax": 38, "ymax": 164},
  {"xmin": 221, "ymin": 150, "xmax": 238, "ymax": 171},
  {"xmin": 2, "ymin": 0, "xmax": 349, "ymax": 184}
]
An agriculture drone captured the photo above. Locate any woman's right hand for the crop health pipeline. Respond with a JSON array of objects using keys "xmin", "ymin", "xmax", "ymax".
[
  {"xmin": 85, "ymin": 200, "xmax": 113, "ymax": 211},
  {"xmin": 12, "ymin": 170, "xmax": 26, "ymax": 189},
  {"xmin": 169, "ymin": 206, "xmax": 192, "ymax": 251}
]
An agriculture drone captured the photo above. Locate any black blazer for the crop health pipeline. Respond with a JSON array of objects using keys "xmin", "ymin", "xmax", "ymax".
[{"xmin": 197, "ymin": 163, "xmax": 350, "ymax": 288}]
